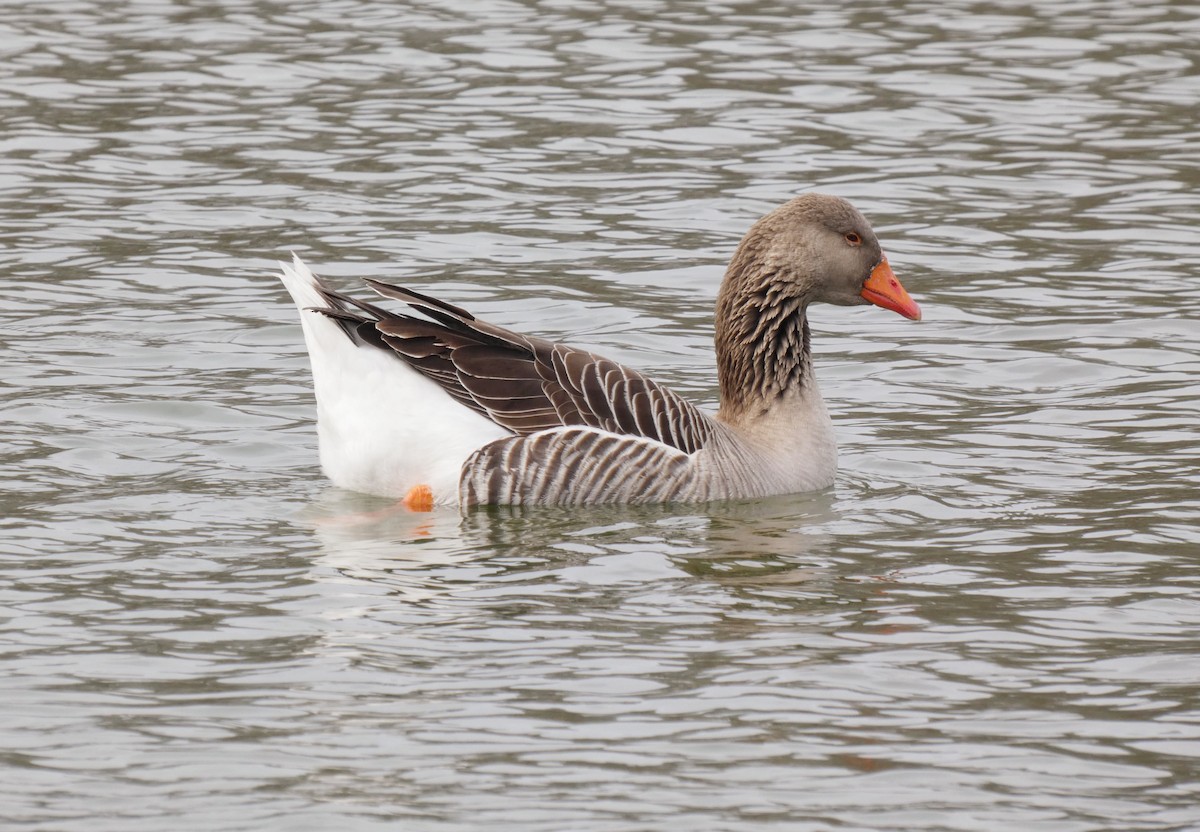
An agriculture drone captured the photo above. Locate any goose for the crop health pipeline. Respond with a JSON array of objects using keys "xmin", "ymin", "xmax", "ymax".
[{"xmin": 279, "ymin": 193, "xmax": 920, "ymax": 509}]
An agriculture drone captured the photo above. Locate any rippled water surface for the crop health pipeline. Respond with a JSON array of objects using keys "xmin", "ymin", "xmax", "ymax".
[{"xmin": 3, "ymin": 1, "xmax": 1199, "ymax": 830}]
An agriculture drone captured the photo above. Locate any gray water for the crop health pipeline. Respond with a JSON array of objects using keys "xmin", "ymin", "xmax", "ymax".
[{"xmin": 2, "ymin": 1, "xmax": 1199, "ymax": 830}]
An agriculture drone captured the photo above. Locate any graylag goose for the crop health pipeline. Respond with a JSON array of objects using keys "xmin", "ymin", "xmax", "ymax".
[{"xmin": 280, "ymin": 193, "xmax": 920, "ymax": 509}]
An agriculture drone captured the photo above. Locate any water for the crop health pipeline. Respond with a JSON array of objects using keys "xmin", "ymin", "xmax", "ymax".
[{"xmin": 2, "ymin": 1, "xmax": 1199, "ymax": 829}]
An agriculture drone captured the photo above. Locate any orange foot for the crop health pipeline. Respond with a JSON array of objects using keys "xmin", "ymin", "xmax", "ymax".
[{"xmin": 402, "ymin": 484, "xmax": 434, "ymax": 512}]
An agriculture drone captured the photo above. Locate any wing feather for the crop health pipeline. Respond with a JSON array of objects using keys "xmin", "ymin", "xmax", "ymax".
[{"xmin": 307, "ymin": 274, "xmax": 716, "ymax": 454}]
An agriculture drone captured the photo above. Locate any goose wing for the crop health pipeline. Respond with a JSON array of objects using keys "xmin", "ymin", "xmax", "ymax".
[{"xmin": 353, "ymin": 279, "xmax": 717, "ymax": 455}]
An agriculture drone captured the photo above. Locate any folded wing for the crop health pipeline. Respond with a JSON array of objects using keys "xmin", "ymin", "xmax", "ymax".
[{"xmin": 342, "ymin": 279, "xmax": 716, "ymax": 453}]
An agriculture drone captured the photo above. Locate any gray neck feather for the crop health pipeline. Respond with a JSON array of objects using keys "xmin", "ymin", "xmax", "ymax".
[{"xmin": 714, "ymin": 268, "xmax": 812, "ymax": 422}]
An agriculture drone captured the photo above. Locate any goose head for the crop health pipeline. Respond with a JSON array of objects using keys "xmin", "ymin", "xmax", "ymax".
[
  {"xmin": 714, "ymin": 193, "xmax": 921, "ymax": 419},
  {"xmin": 720, "ymin": 192, "xmax": 921, "ymax": 321}
]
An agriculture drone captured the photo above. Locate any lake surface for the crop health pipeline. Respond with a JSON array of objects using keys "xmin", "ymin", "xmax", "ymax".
[{"xmin": 2, "ymin": 1, "xmax": 1199, "ymax": 830}]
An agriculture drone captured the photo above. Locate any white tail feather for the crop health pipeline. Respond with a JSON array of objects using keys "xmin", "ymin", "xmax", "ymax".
[{"xmin": 278, "ymin": 254, "xmax": 507, "ymax": 502}]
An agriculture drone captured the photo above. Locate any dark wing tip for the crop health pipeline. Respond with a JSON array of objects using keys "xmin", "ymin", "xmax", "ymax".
[{"xmin": 364, "ymin": 278, "xmax": 475, "ymax": 321}]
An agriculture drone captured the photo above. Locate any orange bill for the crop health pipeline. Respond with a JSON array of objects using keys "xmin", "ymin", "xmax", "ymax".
[{"xmin": 860, "ymin": 256, "xmax": 921, "ymax": 321}]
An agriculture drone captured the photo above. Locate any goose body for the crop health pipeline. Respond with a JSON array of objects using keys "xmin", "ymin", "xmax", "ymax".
[{"xmin": 279, "ymin": 193, "xmax": 920, "ymax": 508}]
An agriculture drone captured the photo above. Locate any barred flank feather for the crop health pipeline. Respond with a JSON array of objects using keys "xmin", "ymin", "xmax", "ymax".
[{"xmin": 460, "ymin": 429, "xmax": 696, "ymax": 506}]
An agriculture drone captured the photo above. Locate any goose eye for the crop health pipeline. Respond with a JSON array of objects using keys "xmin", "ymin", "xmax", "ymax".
[{"xmin": 844, "ymin": 232, "xmax": 862, "ymax": 246}]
